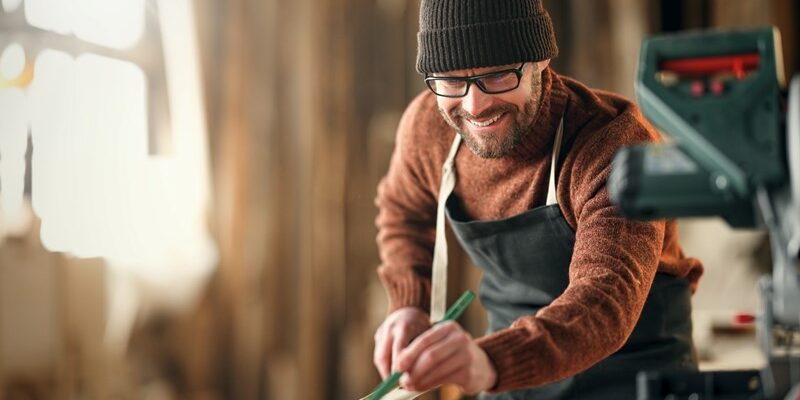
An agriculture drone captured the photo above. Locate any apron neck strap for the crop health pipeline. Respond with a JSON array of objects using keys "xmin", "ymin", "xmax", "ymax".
[
  {"xmin": 545, "ymin": 117, "xmax": 565, "ymax": 206},
  {"xmin": 429, "ymin": 134, "xmax": 462, "ymax": 322}
]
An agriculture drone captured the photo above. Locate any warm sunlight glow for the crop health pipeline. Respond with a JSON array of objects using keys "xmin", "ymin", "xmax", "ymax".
[
  {"xmin": 29, "ymin": 51, "xmax": 148, "ymax": 258},
  {"xmin": 1, "ymin": 0, "xmax": 23, "ymax": 13},
  {"xmin": 1, "ymin": 0, "xmax": 215, "ymax": 353},
  {"xmin": 0, "ymin": 87, "xmax": 28, "ymax": 231},
  {"xmin": 0, "ymin": 43, "xmax": 26, "ymax": 81},
  {"xmin": 25, "ymin": 0, "xmax": 144, "ymax": 49}
]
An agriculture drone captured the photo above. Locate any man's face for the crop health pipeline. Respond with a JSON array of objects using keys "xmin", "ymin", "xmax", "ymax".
[{"xmin": 435, "ymin": 60, "xmax": 549, "ymax": 159}]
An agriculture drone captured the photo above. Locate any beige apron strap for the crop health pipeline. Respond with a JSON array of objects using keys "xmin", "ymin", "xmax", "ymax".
[
  {"xmin": 362, "ymin": 135, "xmax": 463, "ymax": 400},
  {"xmin": 545, "ymin": 118, "xmax": 565, "ymax": 206},
  {"xmin": 430, "ymin": 133, "xmax": 462, "ymax": 322}
]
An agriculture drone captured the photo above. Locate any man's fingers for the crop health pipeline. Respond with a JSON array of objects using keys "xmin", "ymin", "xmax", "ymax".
[
  {"xmin": 401, "ymin": 332, "xmax": 467, "ymax": 390},
  {"xmin": 391, "ymin": 328, "xmax": 414, "ymax": 372},
  {"xmin": 374, "ymin": 329, "xmax": 394, "ymax": 379},
  {"xmin": 396, "ymin": 321, "xmax": 458, "ymax": 372},
  {"xmin": 372, "ymin": 308, "xmax": 433, "ymax": 379},
  {"xmin": 404, "ymin": 352, "xmax": 469, "ymax": 391}
]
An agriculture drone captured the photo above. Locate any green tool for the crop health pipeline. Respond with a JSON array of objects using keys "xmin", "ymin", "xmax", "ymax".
[
  {"xmin": 609, "ymin": 27, "xmax": 784, "ymax": 228},
  {"xmin": 368, "ymin": 290, "xmax": 476, "ymax": 400}
]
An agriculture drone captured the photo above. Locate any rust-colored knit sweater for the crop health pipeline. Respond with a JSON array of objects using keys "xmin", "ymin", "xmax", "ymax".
[{"xmin": 374, "ymin": 68, "xmax": 703, "ymax": 392}]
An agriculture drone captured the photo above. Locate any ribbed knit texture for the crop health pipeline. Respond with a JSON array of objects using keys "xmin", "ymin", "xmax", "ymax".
[
  {"xmin": 416, "ymin": 0, "xmax": 558, "ymax": 73},
  {"xmin": 374, "ymin": 68, "xmax": 704, "ymax": 392}
]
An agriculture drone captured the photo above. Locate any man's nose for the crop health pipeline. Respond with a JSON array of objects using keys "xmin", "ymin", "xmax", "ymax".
[{"xmin": 460, "ymin": 85, "xmax": 492, "ymax": 117}]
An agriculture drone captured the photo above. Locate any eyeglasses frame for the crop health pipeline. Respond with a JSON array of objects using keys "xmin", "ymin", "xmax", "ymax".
[{"xmin": 424, "ymin": 63, "xmax": 527, "ymax": 98}]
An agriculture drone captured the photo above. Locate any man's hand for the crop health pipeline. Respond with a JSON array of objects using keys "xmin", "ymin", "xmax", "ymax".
[
  {"xmin": 395, "ymin": 321, "xmax": 497, "ymax": 394},
  {"xmin": 373, "ymin": 307, "xmax": 431, "ymax": 379}
]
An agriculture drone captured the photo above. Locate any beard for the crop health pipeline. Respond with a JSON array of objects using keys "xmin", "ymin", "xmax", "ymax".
[
  {"xmin": 439, "ymin": 99, "xmax": 536, "ymax": 159},
  {"xmin": 437, "ymin": 65, "xmax": 544, "ymax": 159}
]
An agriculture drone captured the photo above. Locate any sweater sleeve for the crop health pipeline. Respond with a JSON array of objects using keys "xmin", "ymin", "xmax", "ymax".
[
  {"xmin": 375, "ymin": 94, "xmax": 440, "ymax": 314},
  {"xmin": 475, "ymin": 110, "xmax": 665, "ymax": 392}
]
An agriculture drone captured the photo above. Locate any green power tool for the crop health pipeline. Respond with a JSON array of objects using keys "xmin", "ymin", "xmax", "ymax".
[
  {"xmin": 611, "ymin": 27, "xmax": 800, "ymax": 399},
  {"xmin": 609, "ymin": 27, "xmax": 786, "ymax": 228}
]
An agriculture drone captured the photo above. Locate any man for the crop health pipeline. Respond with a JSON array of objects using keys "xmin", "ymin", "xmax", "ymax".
[{"xmin": 373, "ymin": 0, "xmax": 704, "ymax": 398}]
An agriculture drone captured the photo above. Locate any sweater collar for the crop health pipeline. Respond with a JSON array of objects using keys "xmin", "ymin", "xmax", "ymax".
[{"xmin": 507, "ymin": 67, "xmax": 569, "ymax": 161}]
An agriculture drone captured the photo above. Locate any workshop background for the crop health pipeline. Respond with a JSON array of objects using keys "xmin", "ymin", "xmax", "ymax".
[{"xmin": 0, "ymin": 0, "xmax": 798, "ymax": 399}]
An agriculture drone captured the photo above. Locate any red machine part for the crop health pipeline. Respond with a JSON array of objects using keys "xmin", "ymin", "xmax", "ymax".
[{"xmin": 660, "ymin": 53, "xmax": 760, "ymax": 80}]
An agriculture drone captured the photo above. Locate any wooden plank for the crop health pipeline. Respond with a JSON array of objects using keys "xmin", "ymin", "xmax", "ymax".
[{"xmin": 295, "ymin": 0, "xmax": 351, "ymax": 397}]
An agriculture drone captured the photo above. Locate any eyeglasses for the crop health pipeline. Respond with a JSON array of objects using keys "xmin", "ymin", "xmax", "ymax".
[{"xmin": 425, "ymin": 63, "xmax": 526, "ymax": 98}]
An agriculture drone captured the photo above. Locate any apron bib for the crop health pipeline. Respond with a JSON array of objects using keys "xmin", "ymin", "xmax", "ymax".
[{"xmin": 444, "ymin": 119, "xmax": 697, "ymax": 399}]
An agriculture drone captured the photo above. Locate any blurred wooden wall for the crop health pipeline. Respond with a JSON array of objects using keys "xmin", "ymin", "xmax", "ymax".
[
  {"xmin": 185, "ymin": 0, "xmax": 428, "ymax": 398},
  {"xmin": 144, "ymin": 1, "xmax": 799, "ymax": 399}
]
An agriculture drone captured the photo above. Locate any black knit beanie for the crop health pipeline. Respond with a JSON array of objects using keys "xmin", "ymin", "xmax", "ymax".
[{"xmin": 416, "ymin": 0, "xmax": 558, "ymax": 74}]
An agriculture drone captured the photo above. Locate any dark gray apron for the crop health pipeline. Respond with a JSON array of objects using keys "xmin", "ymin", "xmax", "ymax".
[{"xmin": 441, "ymin": 120, "xmax": 697, "ymax": 399}]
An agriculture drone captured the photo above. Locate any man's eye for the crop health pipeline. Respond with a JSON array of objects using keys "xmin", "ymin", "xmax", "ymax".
[
  {"xmin": 439, "ymin": 79, "xmax": 464, "ymax": 88},
  {"xmin": 483, "ymin": 73, "xmax": 514, "ymax": 84}
]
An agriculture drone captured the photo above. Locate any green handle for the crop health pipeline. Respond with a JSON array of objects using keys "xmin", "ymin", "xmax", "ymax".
[
  {"xmin": 369, "ymin": 371, "xmax": 402, "ymax": 400},
  {"xmin": 438, "ymin": 290, "xmax": 475, "ymax": 325},
  {"xmin": 369, "ymin": 290, "xmax": 475, "ymax": 400}
]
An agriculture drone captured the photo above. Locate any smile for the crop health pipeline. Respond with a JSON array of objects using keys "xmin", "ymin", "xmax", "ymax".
[{"xmin": 467, "ymin": 112, "xmax": 504, "ymax": 128}]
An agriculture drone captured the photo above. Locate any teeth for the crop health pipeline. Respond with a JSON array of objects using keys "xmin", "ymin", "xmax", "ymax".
[{"xmin": 468, "ymin": 113, "xmax": 503, "ymax": 127}]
